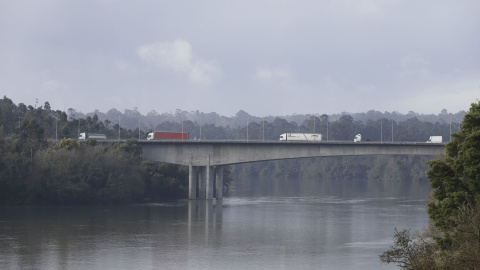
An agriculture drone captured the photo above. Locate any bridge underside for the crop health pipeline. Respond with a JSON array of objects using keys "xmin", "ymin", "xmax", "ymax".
[{"xmin": 140, "ymin": 141, "xmax": 445, "ymax": 200}]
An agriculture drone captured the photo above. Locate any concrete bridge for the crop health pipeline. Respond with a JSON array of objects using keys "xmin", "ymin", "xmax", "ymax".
[{"xmin": 138, "ymin": 140, "xmax": 445, "ymax": 200}]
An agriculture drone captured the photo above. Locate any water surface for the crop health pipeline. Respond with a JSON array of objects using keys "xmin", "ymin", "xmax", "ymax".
[{"xmin": 0, "ymin": 179, "xmax": 431, "ymax": 270}]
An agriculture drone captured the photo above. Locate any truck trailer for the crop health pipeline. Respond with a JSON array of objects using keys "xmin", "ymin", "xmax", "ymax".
[
  {"xmin": 279, "ymin": 133, "xmax": 322, "ymax": 141},
  {"xmin": 79, "ymin": 133, "xmax": 107, "ymax": 140},
  {"xmin": 147, "ymin": 131, "xmax": 188, "ymax": 140},
  {"xmin": 426, "ymin": 136, "xmax": 442, "ymax": 143}
]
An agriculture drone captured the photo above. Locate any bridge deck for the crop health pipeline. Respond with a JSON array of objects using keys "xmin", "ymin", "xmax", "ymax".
[{"xmin": 137, "ymin": 140, "xmax": 445, "ymax": 166}]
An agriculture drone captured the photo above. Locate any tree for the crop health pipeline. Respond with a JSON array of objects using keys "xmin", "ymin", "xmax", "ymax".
[
  {"xmin": 426, "ymin": 101, "xmax": 480, "ymax": 239},
  {"xmin": 379, "ymin": 229, "xmax": 438, "ymax": 270},
  {"xmin": 381, "ymin": 101, "xmax": 480, "ymax": 269},
  {"xmin": 18, "ymin": 115, "xmax": 45, "ymax": 163}
]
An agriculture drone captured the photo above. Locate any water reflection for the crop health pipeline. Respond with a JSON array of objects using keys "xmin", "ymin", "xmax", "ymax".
[
  {"xmin": 187, "ymin": 200, "xmax": 223, "ymax": 244},
  {"xmin": 0, "ymin": 179, "xmax": 431, "ymax": 270}
]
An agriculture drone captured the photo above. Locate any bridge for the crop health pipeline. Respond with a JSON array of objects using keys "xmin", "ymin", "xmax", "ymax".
[{"xmin": 138, "ymin": 140, "xmax": 445, "ymax": 200}]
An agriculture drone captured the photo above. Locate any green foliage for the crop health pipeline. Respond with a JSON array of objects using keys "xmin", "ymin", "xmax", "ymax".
[
  {"xmin": 32, "ymin": 142, "xmax": 146, "ymax": 204},
  {"xmin": 113, "ymin": 138, "xmax": 143, "ymax": 161},
  {"xmin": 48, "ymin": 138, "xmax": 80, "ymax": 151},
  {"xmin": 142, "ymin": 161, "xmax": 188, "ymax": 200},
  {"xmin": 381, "ymin": 201, "xmax": 480, "ymax": 270},
  {"xmin": 379, "ymin": 229, "xmax": 438, "ymax": 270},
  {"xmin": 382, "ymin": 101, "xmax": 480, "ymax": 269},
  {"xmin": 427, "ymin": 101, "xmax": 480, "ymax": 235}
]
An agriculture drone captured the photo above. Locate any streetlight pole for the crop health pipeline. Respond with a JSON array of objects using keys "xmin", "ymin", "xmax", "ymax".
[
  {"xmin": 247, "ymin": 119, "xmax": 249, "ymax": 143},
  {"xmin": 262, "ymin": 118, "xmax": 265, "ymax": 141},
  {"xmin": 381, "ymin": 118, "xmax": 383, "ymax": 143},
  {"xmin": 450, "ymin": 117, "xmax": 452, "ymax": 142}
]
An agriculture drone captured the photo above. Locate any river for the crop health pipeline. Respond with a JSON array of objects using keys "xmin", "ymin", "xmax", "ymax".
[{"xmin": 0, "ymin": 178, "xmax": 431, "ymax": 270}]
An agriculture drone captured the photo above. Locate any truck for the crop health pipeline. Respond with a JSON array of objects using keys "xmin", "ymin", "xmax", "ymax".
[
  {"xmin": 279, "ymin": 133, "xmax": 322, "ymax": 141},
  {"xmin": 426, "ymin": 136, "xmax": 442, "ymax": 143},
  {"xmin": 79, "ymin": 133, "xmax": 107, "ymax": 140},
  {"xmin": 147, "ymin": 131, "xmax": 188, "ymax": 140},
  {"xmin": 354, "ymin": 134, "xmax": 362, "ymax": 142}
]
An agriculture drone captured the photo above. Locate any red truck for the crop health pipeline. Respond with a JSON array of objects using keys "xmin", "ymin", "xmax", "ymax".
[{"xmin": 147, "ymin": 131, "xmax": 188, "ymax": 140}]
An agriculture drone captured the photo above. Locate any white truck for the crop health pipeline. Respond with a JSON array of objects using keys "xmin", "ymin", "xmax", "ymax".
[
  {"xmin": 79, "ymin": 133, "xmax": 107, "ymax": 140},
  {"xmin": 279, "ymin": 133, "xmax": 322, "ymax": 141},
  {"xmin": 354, "ymin": 134, "xmax": 362, "ymax": 142},
  {"xmin": 426, "ymin": 136, "xmax": 442, "ymax": 143}
]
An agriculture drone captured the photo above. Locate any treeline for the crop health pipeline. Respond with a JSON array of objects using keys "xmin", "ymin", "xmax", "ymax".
[
  {"xmin": 146, "ymin": 111, "xmax": 461, "ymax": 143},
  {"xmin": 0, "ymin": 95, "xmax": 463, "ymax": 204},
  {"xmin": 69, "ymin": 107, "xmax": 464, "ymax": 132},
  {"xmin": 0, "ymin": 97, "xmax": 199, "ymax": 204},
  {"xmin": 2, "ymin": 97, "xmax": 461, "ymax": 143}
]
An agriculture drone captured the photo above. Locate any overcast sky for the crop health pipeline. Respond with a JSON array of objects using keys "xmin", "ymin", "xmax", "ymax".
[{"xmin": 1, "ymin": 0, "xmax": 479, "ymax": 117}]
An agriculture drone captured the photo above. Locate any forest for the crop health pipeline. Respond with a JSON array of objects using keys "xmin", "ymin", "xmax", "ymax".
[{"xmin": 0, "ymin": 96, "xmax": 464, "ymax": 204}]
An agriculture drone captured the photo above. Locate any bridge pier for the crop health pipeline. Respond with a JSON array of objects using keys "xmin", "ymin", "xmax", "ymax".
[
  {"xmin": 215, "ymin": 166, "xmax": 223, "ymax": 199},
  {"xmin": 188, "ymin": 161, "xmax": 223, "ymax": 200},
  {"xmin": 199, "ymin": 167, "xmax": 206, "ymax": 199},
  {"xmin": 188, "ymin": 164, "xmax": 197, "ymax": 199},
  {"xmin": 206, "ymin": 156, "xmax": 213, "ymax": 199}
]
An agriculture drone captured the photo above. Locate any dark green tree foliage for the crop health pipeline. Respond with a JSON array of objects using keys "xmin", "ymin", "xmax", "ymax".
[
  {"xmin": 18, "ymin": 115, "xmax": 45, "ymax": 163},
  {"xmin": 33, "ymin": 139, "xmax": 144, "ymax": 204},
  {"xmin": 381, "ymin": 101, "xmax": 480, "ymax": 269},
  {"xmin": 427, "ymin": 101, "xmax": 480, "ymax": 241},
  {"xmin": 142, "ymin": 161, "xmax": 188, "ymax": 200}
]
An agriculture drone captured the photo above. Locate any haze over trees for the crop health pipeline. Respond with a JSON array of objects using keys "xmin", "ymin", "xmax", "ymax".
[{"xmin": 0, "ymin": 95, "xmax": 466, "ymax": 204}]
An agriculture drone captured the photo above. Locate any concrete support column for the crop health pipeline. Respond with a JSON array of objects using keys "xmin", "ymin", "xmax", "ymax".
[
  {"xmin": 215, "ymin": 166, "xmax": 223, "ymax": 199},
  {"xmin": 206, "ymin": 155, "xmax": 214, "ymax": 200},
  {"xmin": 199, "ymin": 167, "xmax": 206, "ymax": 199},
  {"xmin": 188, "ymin": 164, "xmax": 197, "ymax": 199}
]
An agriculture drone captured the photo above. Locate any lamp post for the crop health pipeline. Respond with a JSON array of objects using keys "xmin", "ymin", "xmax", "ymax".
[
  {"xmin": 263, "ymin": 118, "xmax": 265, "ymax": 141},
  {"xmin": 247, "ymin": 119, "xmax": 249, "ymax": 143},
  {"xmin": 450, "ymin": 118, "xmax": 452, "ymax": 142},
  {"xmin": 380, "ymin": 118, "xmax": 383, "ymax": 143},
  {"xmin": 313, "ymin": 115, "xmax": 316, "ymax": 134}
]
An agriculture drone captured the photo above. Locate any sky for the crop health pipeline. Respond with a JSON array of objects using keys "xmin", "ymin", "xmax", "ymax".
[{"xmin": 1, "ymin": 0, "xmax": 479, "ymax": 117}]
